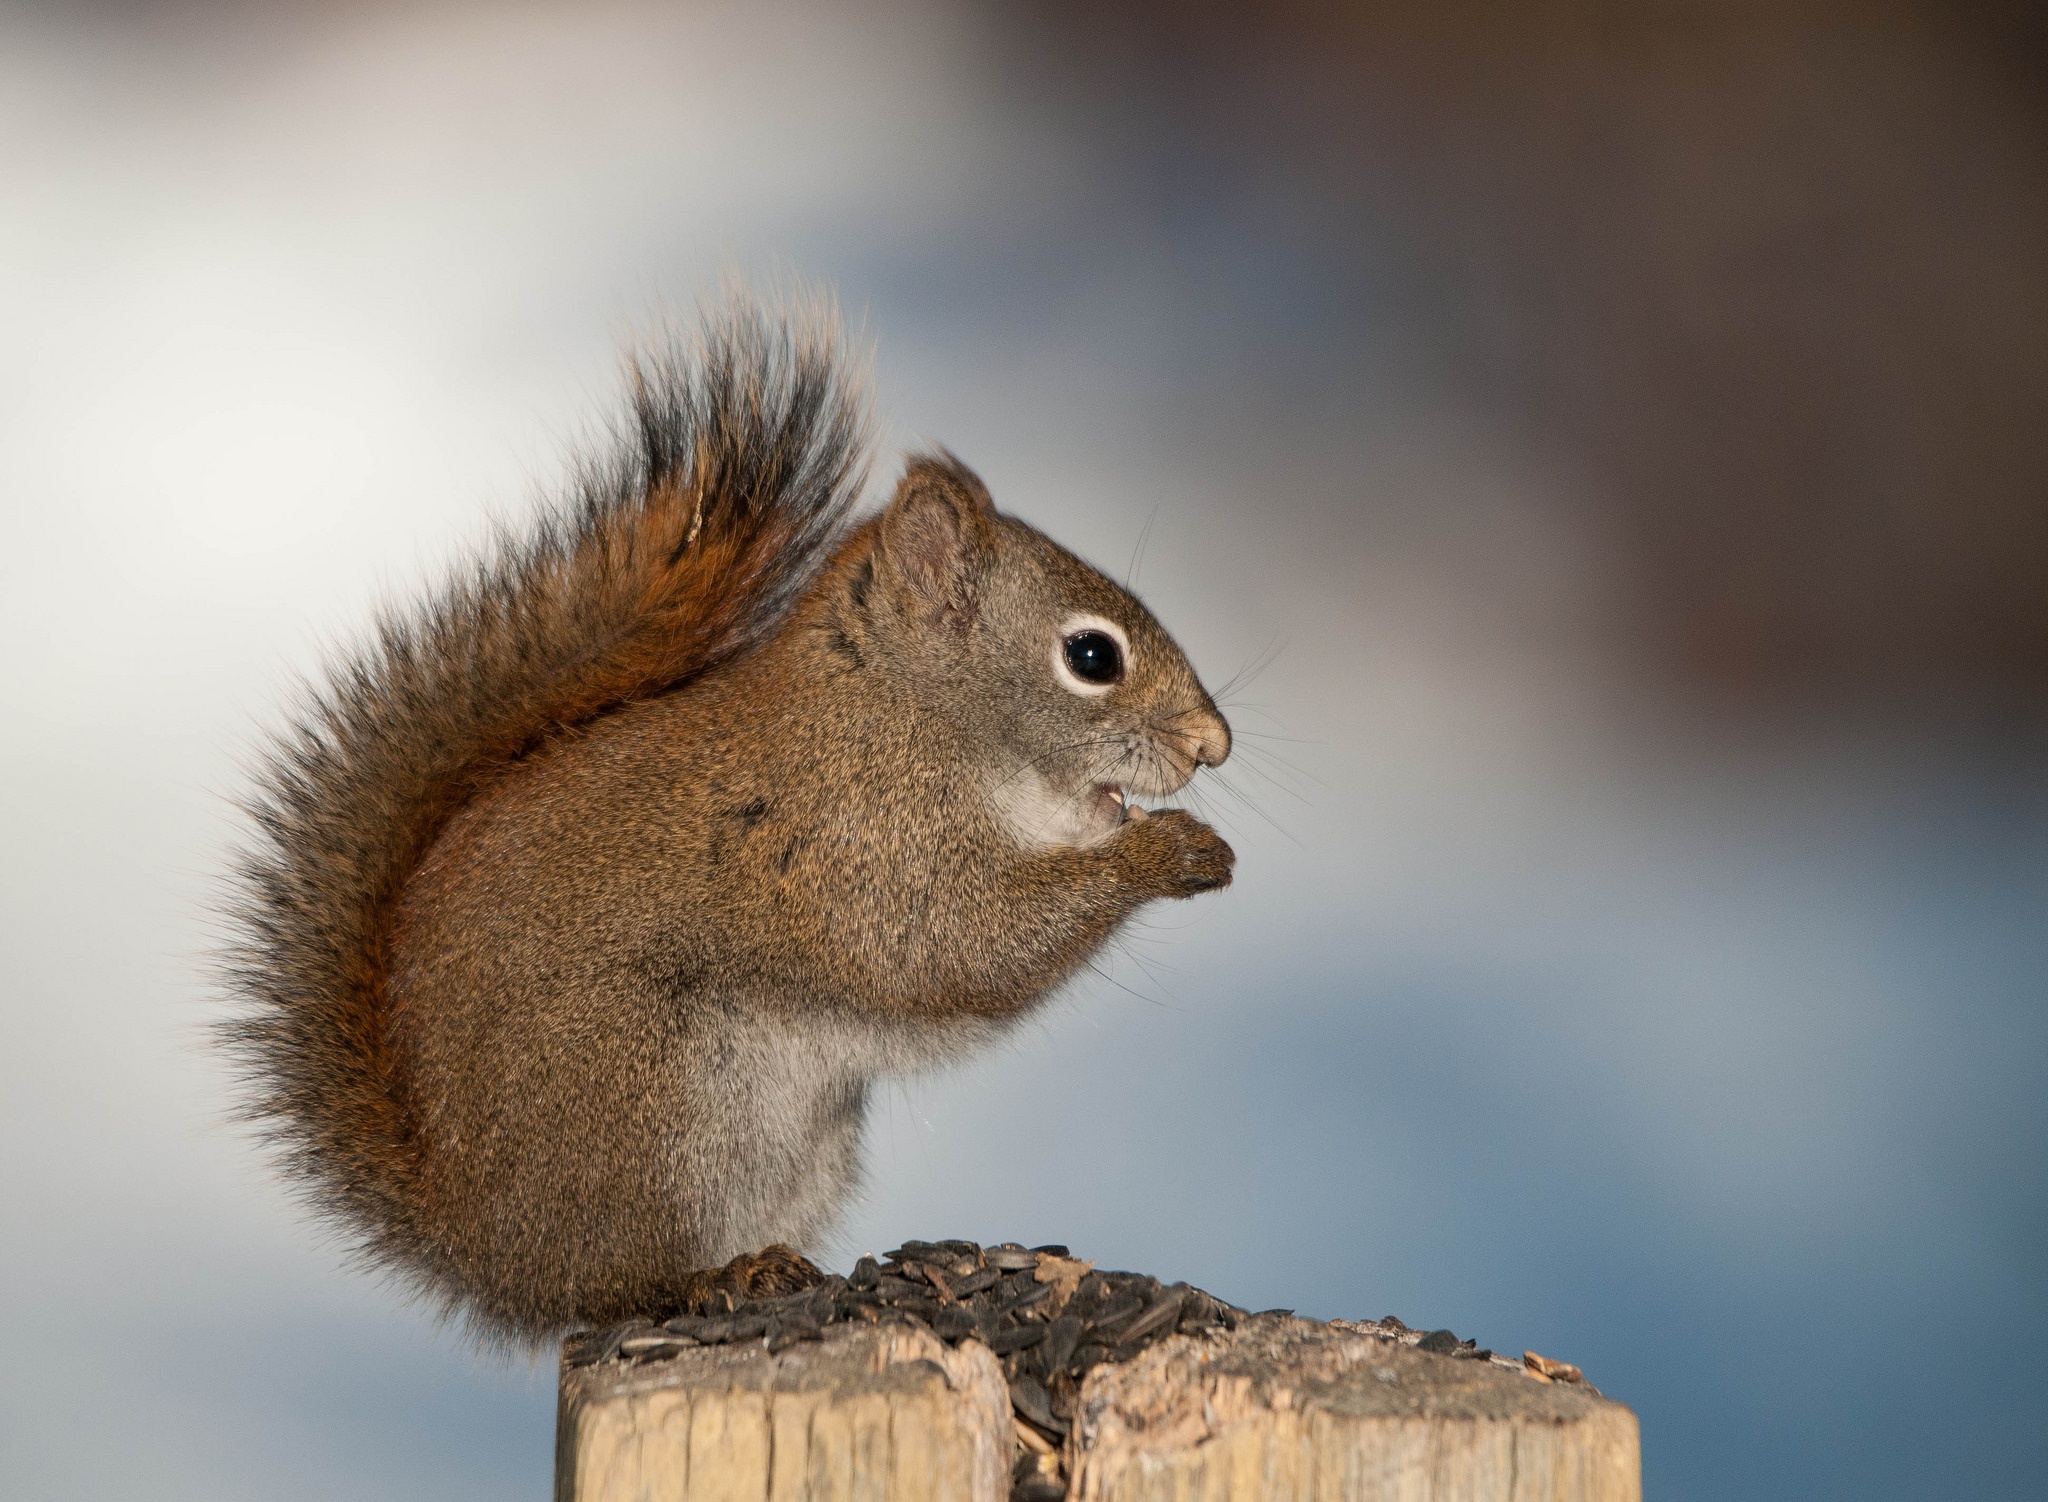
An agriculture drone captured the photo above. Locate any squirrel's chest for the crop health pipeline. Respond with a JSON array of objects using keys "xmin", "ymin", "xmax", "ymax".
[{"xmin": 692, "ymin": 1001, "xmax": 998, "ymax": 1101}]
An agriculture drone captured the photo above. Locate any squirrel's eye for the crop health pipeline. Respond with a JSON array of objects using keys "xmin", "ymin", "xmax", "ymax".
[{"xmin": 1062, "ymin": 630, "xmax": 1124, "ymax": 685}]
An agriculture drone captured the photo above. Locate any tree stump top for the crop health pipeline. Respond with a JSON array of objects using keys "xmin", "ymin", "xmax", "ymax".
[
  {"xmin": 1070, "ymin": 1316, "xmax": 1636, "ymax": 1502},
  {"xmin": 557, "ymin": 1320, "xmax": 1011, "ymax": 1502},
  {"xmin": 555, "ymin": 1243, "xmax": 1637, "ymax": 1501},
  {"xmin": 1084, "ymin": 1313, "xmax": 1618, "ymax": 1431}
]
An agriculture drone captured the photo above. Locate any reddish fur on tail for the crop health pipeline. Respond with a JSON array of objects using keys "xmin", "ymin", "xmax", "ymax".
[{"xmin": 217, "ymin": 298, "xmax": 869, "ymax": 1299}]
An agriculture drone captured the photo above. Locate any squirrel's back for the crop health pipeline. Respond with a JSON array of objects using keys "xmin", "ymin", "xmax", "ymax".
[{"xmin": 218, "ymin": 300, "xmax": 868, "ymax": 1324}]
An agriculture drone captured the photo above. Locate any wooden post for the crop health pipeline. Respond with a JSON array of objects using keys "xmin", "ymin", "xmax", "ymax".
[
  {"xmin": 556, "ymin": 1321, "xmax": 1011, "ymax": 1501},
  {"xmin": 557, "ymin": 1313, "xmax": 1639, "ymax": 1501},
  {"xmin": 1067, "ymin": 1318, "xmax": 1638, "ymax": 1502}
]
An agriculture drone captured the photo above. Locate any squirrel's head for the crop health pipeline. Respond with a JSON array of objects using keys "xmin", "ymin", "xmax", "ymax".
[{"xmin": 864, "ymin": 454, "xmax": 1230, "ymax": 848}]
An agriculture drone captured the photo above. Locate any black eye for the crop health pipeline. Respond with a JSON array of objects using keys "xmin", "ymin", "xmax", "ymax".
[{"xmin": 1062, "ymin": 630, "xmax": 1124, "ymax": 685}]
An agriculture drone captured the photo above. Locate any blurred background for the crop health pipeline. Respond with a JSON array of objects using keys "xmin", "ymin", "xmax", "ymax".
[{"xmin": 3, "ymin": 1, "xmax": 2045, "ymax": 1497}]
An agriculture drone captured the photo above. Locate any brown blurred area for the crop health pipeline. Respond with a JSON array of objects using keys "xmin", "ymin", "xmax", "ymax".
[{"xmin": 1005, "ymin": 0, "xmax": 2048, "ymax": 714}]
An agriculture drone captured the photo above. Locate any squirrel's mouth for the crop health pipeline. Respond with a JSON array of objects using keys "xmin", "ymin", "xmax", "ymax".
[{"xmin": 1097, "ymin": 784, "xmax": 1149, "ymax": 824}]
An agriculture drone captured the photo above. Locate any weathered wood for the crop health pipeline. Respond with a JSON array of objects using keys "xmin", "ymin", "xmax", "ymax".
[
  {"xmin": 1069, "ymin": 1319, "xmax": 1639, "ymax": 1502},
  {"xmin": 558, "ymin": 1316, "xmax": 1638, "ymax": 1502},
  {"xmin": 556, "ymin": 1321, "xmax": 1011, "ymax": 1502}
]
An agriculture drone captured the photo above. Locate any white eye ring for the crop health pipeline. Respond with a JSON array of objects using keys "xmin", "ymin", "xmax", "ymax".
[{"xmin": 1052, "ymin": 613, "xmax": 1129, "ymax": 697}]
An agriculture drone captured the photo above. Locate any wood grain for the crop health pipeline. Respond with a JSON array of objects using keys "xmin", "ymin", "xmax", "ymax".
[
  {"xmin": 556, "ymin": 1322, "xmax": 1010, "ymax": 1502},
  {"xmin": 557, "ymin": 1316, "xmax": 1638, "ymax": 1502},
  {"xmin": 1068, "ymin": 1319, "xmax": 1639, "ymax": 1502}
]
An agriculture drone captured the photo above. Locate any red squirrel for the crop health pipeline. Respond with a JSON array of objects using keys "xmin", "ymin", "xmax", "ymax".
[{"xmin": 220, "ymin": 297, "xmax": 1233, "ymax": 1345}]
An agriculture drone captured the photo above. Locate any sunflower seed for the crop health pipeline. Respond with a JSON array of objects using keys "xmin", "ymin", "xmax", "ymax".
[
  {"xmin": 934, "ymin": 1307, "xmax": 978, "ymax": 1342},
  {"xmin": 986, "ymin": 1247, "xmax": 1038, "ymax": 1271},
  {"xmin": 619, "ymin": 1333, "xmax": 681, "ymax": 1352},
  {"xmin": 996, "ymin": 1280, "xmax": 1052, "ymax": 1319},
  {"xmin": 1085, "ymin": 1294, "xmax": 1146, "ymax": 1336},
  {"xmin": 1039, "ymin": 1315, "xmax": 1082, "ymax": 1373},
  {"xmin": 985, "ymin": 1322, "xmax": 1048, "ymax": 1355},
  {"xmin": 1115, "ymin": 1286, "xmax": 1188, "ymax": 1345},
  {"xmin": 951, "ymin": 1265, "xmax": 1002, "ymax": 1297},
  {"xmin": 1009, "ymin": 1375, "xmax": 1067, "ymax": 1435},
  {"xmin": 623, "ymin": 1338, "xmax": 689, "ymax": 1360},
  {"xmin": 766, "ymin": 1318, "xmax": 822, "ymax": 1352}
]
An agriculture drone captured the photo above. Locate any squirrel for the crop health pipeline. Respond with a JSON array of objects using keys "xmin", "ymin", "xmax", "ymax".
[{"xmin": 219, "ymin": 295, "xmax": 1234, "ymax": 1347}]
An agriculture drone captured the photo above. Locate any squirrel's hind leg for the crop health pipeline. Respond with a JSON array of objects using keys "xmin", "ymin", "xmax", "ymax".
[{"xmin": 669, "ymin": 1243, "xmax": 825, "ymax": 1316}]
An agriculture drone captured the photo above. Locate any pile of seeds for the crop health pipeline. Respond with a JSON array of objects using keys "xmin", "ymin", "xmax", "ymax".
[{"xmin": 562, "ymin": 1240, "xmax": 1501, "ymax": 1502}]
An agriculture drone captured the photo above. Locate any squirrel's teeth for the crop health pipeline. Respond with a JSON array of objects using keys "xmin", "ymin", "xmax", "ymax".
[{"xmin": 1107, "ymin": 787, "xmax": 1125, "ymax": 807}]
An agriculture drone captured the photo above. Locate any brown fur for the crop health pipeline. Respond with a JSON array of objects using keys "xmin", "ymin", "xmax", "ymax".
[{"xmin": 220, "ymin": 296, "xmax": 1232, "ymax": 1346}]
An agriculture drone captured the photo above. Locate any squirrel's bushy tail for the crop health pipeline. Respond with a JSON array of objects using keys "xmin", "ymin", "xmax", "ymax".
[{"xmin": 218, "ymin": 297, "xmax": 869, "ymax": 1285}]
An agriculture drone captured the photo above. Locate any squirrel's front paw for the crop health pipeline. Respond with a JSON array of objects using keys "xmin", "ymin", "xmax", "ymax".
[{"xmin": 1119, "ymin": 808, "xmax": 1235, "ymax": 897}]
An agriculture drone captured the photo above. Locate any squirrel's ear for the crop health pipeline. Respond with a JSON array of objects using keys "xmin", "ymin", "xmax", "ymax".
[{"xmin": 876, "ymin": 453, "xmax": 995, "ymax": 628}]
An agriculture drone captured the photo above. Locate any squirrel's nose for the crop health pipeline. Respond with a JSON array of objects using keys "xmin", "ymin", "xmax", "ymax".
[{"xmin": 1185, "ymin": 705, "xmax": 1231, "ymax": 769}]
